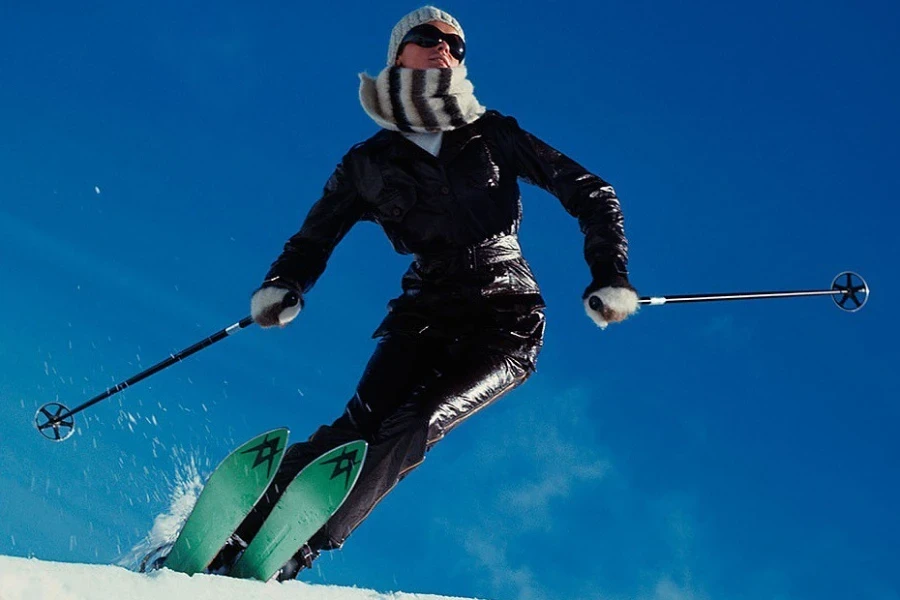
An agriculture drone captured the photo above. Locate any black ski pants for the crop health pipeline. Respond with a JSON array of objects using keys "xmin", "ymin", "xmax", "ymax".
[{"xmin": 231, "ymin": 305, "xmax": 545, "ymax": 571}]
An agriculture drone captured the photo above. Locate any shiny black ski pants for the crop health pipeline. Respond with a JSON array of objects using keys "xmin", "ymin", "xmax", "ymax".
[{"xmin": 228, "ymin": 308, "xmax": 544, "ymax": 574}]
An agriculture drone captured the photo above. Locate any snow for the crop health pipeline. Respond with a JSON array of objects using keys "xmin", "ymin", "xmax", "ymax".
[
  {"xmin": 0, "ymin": 555, "xmax": 479, "ymax": 600},
  {"xmin": 0, "ymin": 464, "xmax": 482, "ymax": 600}
]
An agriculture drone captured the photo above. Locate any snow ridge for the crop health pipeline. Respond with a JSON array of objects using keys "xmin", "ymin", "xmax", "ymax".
[{"xmin": 0, "ymin": 556, "xmax": 479, "ymax": 600}]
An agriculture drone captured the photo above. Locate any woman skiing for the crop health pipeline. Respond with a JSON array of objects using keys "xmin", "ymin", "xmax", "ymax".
[{"xmin": 233, "ymin": 5, "xmax": 638, "ymax": 579}]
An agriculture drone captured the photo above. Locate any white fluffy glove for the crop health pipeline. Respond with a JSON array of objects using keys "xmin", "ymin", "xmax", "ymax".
[
  {"xmin": 250, "ymin": 285, "xmax": 303, "ymax": 328},
  {"xmin": 583, "ymin": 286, "xmax": 639, "ymax": 329}
]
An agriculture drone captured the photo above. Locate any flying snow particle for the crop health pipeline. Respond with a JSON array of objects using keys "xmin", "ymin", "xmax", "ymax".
[{"xmin": 94, "ymin": 186, "xmax": 101, "ymax": 194}]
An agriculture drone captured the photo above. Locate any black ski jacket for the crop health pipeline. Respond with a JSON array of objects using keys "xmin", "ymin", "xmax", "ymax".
[{"xmin": 263, "ymin": 110, "xmax": 631, "ymax": 337}]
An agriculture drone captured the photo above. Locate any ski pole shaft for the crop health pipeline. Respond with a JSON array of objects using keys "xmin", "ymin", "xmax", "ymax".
[
  {"xmin": 588, "ymin": 271, "xmax": 868, "ymax": 313},
  {"xmin": 36, "ymin": 292, "xmax": 302, "ymax": 441},
  {"xmin": 39, "ymin": 316, "xmax": 254, "ymax": 429},
  {"xmin": 639, "ymin": 288, "xmax": 840, "ymax": 305}
]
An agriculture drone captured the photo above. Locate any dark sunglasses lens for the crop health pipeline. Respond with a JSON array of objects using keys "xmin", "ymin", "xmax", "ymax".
[
  {"xmin": 409, "ymin": 33, "xmax": 440, "ymax": 48},
  {"xmin": 448, "ymin": 38, "xmax": 465, "ymax": 60},
  {"xmin": 400, "ymin": 25, "xmax": 466, "ymax": 61}
]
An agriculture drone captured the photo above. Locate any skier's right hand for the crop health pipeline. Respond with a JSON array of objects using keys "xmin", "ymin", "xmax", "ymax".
[{"xmin": 250, "ymin": 284, "xmax": 303, "ymax": 328}]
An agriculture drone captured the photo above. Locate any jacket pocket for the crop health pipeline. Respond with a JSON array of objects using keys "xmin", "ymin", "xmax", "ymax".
[
  {"xmin": 375, "ymin": 191, "xmax": 415, "ymax": 223},
  {"xmin": 374, "ymin": 173, "xmax": 419, "ymax": 223}
]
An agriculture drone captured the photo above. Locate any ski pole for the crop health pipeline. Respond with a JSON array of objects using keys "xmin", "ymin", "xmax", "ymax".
[
  {"xmin": 590, "ymin": 271, "xmax": 869, "ymax": 313},
  {"xmin": 34, "ymin": 294, "xmax": 300, "ymax": 442},
  {"xmin": 35, "ymin": 316, "xmax": 253, "ymax": 442}
]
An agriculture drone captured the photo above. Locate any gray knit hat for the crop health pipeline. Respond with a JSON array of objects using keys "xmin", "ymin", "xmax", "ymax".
[{"xmin": 387, "ymin": 6, "xmax": 465, "ymax": 67}]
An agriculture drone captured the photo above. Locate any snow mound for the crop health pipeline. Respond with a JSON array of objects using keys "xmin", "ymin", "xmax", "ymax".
[{"xmin": 0, "ymin": 555, "xmax": 479, "ymax": 600}]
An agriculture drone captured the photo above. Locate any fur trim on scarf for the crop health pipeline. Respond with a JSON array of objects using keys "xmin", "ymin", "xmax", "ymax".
[{"xmin": 359, "ymin": 65, "xmax": 485, "ymax": 133}]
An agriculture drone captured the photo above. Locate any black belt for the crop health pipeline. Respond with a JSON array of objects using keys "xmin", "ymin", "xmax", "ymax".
[{"xmin": 414, "ymin": 235, "xmax": 523, "ymax": 271}]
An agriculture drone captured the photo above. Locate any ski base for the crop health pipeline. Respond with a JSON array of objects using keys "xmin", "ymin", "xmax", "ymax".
[
  {"xmin": 164, "ymin": 428, "xmax": 290, "ymax": 575},
  {"xmin": 230, "ymin": 439, "xmax": 367, "ymax": 581}
]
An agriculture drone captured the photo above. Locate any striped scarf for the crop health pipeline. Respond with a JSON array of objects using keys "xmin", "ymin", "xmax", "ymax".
[{"xmin": 358, "ymin": 66, "xmax": 485, "ymax": 133}]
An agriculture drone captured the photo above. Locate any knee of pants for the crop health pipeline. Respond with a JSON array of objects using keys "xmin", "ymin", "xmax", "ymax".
[
  {"xmin": 425, "ymin": 353, "xmax": 535, "ymax": 446},
  {"xmin": 371, "ymin": 403, "xmax": 430, "ymax": 445}
]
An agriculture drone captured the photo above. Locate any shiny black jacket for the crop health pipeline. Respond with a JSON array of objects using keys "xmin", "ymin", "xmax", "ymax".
[{"xmin": 264, "ymin": 110, "xmax": 631, "ymax": 332}]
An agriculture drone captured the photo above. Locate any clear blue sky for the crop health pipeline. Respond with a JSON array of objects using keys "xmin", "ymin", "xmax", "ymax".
[{"xmin": 1, "ymin": 1, "xmax": 898, "ymax": 599}]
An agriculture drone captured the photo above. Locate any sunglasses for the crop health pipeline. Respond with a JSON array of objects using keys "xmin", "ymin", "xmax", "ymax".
[{"xmin": 398, "ymin": 24, "xmax": 466, "ymax": 62}]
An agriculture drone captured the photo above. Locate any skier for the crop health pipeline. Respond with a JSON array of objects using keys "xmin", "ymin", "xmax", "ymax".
[{"xmin": 228, "ymin": 5, "xmax": 639, "ymax": 579}]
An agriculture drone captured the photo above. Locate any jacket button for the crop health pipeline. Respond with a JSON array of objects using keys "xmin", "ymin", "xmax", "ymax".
[
  {"xmin": 392, "ymin": 207, "xmax": 402, "ymax": 217},
  {"xmin": 440, "ymin": 186, "xmax": 450, "ymax": 195}
]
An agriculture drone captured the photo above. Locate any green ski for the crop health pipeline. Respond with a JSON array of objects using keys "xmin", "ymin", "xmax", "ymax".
[
  {"xmin": 165, "ymin": 427, "xmax": 290, "ymax": 575},
  {"xmin": 230, "ymin": 439, "xmax": 367, "ymax": 581}
]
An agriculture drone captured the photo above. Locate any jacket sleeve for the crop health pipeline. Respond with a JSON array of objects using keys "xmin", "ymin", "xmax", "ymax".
[
  {"xmin": 499, "ymin": 114, "xmax": 631, "ymax": 289},
  {"xmin": 263, "ymin": 154, "xmax": 366, "ymax": 294}
]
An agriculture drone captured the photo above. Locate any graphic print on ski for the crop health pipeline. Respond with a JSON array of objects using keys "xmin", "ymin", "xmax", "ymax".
[
  {"xmin": 164, "ymin": 428, "xmax": 290, "ymax": 575},
  {"xmin": 230, "ymin": 439, "xmax": 368, "ymax": 581}
]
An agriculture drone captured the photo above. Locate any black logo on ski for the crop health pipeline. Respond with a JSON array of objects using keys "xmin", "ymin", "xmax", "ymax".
[
  {"xmin": 320, "ymin": 447, "xmax": 361, "ymax": 489},
  {"xmin": 240, "ymin": 433, "xmax": 285, "ymax": 479}
]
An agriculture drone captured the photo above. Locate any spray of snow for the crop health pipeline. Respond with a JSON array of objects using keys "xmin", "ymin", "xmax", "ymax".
[{"xmin": 117, "ymin": 452, "xmax": 205, "ymax": 571}]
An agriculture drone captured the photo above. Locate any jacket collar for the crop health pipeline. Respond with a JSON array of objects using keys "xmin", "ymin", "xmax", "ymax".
[{"xmin": 382, "ymin": 117, "xmax": 483, "ymax": 164}]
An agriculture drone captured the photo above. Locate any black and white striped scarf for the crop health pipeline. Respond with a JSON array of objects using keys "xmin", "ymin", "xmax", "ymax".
[{"xmin": 358, "ymin": 66, "xmax": 485, "ymax": 133}]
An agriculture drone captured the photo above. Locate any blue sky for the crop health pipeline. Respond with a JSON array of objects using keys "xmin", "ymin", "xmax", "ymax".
[{"xmin": 1, "ymin": 1, "xmax": 898, "ymax": 599}]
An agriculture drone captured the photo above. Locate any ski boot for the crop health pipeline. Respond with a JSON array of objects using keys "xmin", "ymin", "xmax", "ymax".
[
  {"xmin": 138, "ymin": 542, "xmax": 174, "ymax": 573},
  {"xmin": 273, "ymin": 544, "xmax": 319, "ymax": 581}
]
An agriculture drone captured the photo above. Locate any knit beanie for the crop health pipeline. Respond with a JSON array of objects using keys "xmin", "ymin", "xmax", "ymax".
[{"xmin": 386, "ymin": 6, "xmax": 465, "ymax": 67}]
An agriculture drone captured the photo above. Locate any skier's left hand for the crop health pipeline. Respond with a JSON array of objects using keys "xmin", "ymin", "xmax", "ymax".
[
  {"xmin": 251, "ymin": 284, "xmax": 303, "ymax": 328},
  {"xmin": 583, "ymin": 284, "xmax": 639, "ymax": 329}
]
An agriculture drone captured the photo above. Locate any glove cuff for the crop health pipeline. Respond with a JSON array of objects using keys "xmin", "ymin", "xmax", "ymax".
[
  {"xmin": 583, "ymin": 276, "xmax": 634, "ymax": 299},
  {"xmin": 587, "ymin": 261, "xmax": 631, "ymax": 294}
]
